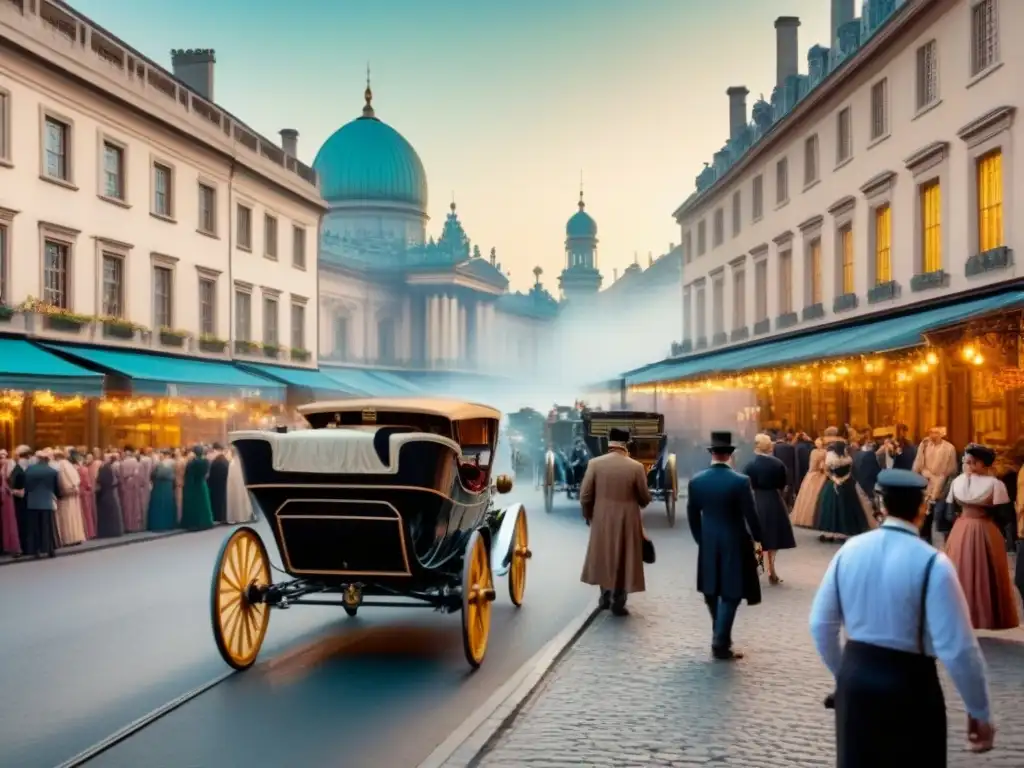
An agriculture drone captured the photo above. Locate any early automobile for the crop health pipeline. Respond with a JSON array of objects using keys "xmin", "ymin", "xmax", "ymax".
[
  {"xmin": 540, "ymin": 406, "xmax": 588, "ymax": 512},
  {"xmin": 211, "ymin": 397, "xmax": 531, "ymax": 672},
  {"xmin": 543, "ymin": 409, "xmax": 678, "ymax": 524}
]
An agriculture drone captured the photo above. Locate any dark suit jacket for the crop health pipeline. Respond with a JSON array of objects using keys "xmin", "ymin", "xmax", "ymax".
[
  {"xmin": 794, "ymin": 439, "xmax": 814, "ymax": 489},
  {"xmin": 852, "ymin": 447, "xmax": 881, "ymax": 498},
  {"xmin": 686, "ymin": 463, "xmax": 763, "ymax": 605},
  {"xmin": 24, "ymin": 462, "xmax": 60, "ymax": 511}
]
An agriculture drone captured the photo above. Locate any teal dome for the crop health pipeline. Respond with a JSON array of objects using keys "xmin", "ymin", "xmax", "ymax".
[
  {"xmin": 312, "ymin": 89, "xmax": 428, "ymax": 210},
  {"xmin": 566, "ymin": 199, "xmax": 597, "ymax": 238}
]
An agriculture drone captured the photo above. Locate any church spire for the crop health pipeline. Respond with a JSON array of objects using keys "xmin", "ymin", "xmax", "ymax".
[
  {"xmin": 578, "ymin": 170, "xmax": 585, "ymax": 211},
  {"xmin": 362, "ymin": 63, "xmax": 375, "ymax": 118}
]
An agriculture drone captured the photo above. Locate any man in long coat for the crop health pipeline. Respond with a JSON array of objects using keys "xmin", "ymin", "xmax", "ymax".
[
  {"xmin": 912, "ymin": 426, "xmax": 958, "ymax": 543},
  {"xmin": 580, "ymin": 427, "xmax": 650, "ymax": 616},
  {"xmin": 686, "ymin": 431, "xmax": 763, "ymax": 660}
]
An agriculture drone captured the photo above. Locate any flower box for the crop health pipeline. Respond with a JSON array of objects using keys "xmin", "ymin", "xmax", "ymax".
[
  {"xmin": 199, "ymin": 338, "xmax": 227, "ymax": 354},
  {"xmin": 290, "ymin": 348, "xmax": 310, "ymax": 362},
  {"xmin": 103, "ymin": 321, "xmax": 136, "ymax": 340},
  {"xmin": 0, "ymin": 306, "xmax": 13, "ymax": 323},
  {"xmin": 159, "ymin": 331, "xmax": 187, "ymax": 348},
  {"xmin": 45, "ymin": 314, "xmax": 88, "ymax": 333},
  {"xmin": 234, "ymin": 340, "xmax": 260, "ymax": 355},
  {"xmin": 263, "ymin": 345, "xmax": 280, "ymax": 359}
]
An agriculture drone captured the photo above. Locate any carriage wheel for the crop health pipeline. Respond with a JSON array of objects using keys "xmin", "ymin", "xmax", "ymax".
[
  {"xmin": 543, "ymin": 451, "xmax": 555, "ymax": 513},
  {"xmin": 461, "ymin": 530, "xmax": 494, "ymax": 669},
  {"xmin": 508, "ymin": 511, "xmax": 531, "ymax": 607},
  {"xmin": 211, "ymin": 526, "xmax": 271, "ymax": 671},
  {"xmin": 665, "ymin": 453, "xmax": 678, "ymax": 528}
]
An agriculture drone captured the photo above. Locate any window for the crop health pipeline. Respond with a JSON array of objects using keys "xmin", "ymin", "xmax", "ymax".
[
  {"xmin": 712, "ymin": 277, "xmax": 725, "ymax": 337},
  {"xmin": 779, "ymin": 250, "xmax": 793, "ymax": 313},
  {"xmin": 292, "ymin": 226, "xmax": 306, "ymax": 268},
  {"xmin": 153, "ymin": 163, "xmax": 172, "ymax": 217},
  {"xmin": 0, "ymin": 223, "xmax": 8, "ymax": 304},
  {"xmin": 731, "ymin": 191, "xmax": 741, "ymax": 236},
  {"xmin": 682, "ymin": 289, "xmax": 692, "ymax": 342},
  {"xmin": 713, "ymin": 209, "xmax": 724, "ymax": 247},
  {"xmin": 102, "ymin": 141, "xmax": 125, "ymax": 200},
  {"xmin": 695, "ymin": 286, "xmax": 706, "ymax": 339},
  {"xmin": 971, "ymin": 0, "xmax": 999, "ymax": 76},
  {"xmin": 809, "ymin": 239, "xmax": 823, "ymax": 304},
  {"xmin": 264, "ymin": 214, "xmax": 278, "ymax": 259},
  {"xmin": 44, "ymin": 116, "xmax": 70, "ymax": 181},
  {"xmin": 378, "ymin": 318, "xmax": 395, "ymax": 362},
  {"xmin": 920, "ymin": 181, "xmax": 942, "ymax": 272},
  {"xmin": 804, "ymin": 135, "xmax": 819, "ymax": 185},
  {"xmin": 263, "ymin": 295, "xmax": 279, "ymax": 346},
  {"xmin": 916, "ymin": 40, "xmax": 938, "ymax": 110},
  {"xmin": 0, "ymin": 89, "xmax": 9, "ymax": 163},
  {"xmin": 752, "ymin": 175, "xmax": 764, "ymax": 220},
  {"xmin": 101, "ymin": 253, "xmax": 124, "ymax": 317},
  {"xmin": 235, "ymin": 290, "xmax": 252, "ymax": 341},
  {"xmin": 836, "ymin": 107, "xmax": 852, "ymax": 163},
  {"xmin": 874, "ymin": 205, "xmax": 892, "ymax": 284},
  {"xmin": 683, "ymin": 231, "xmax": 692, "ymax": 264},
  {"xmin": 754, "ymin": 260, "xmax": 768, "ymax": 322},
  {"xmin": 333, "ymin": 316, "xmax": 349, "ymax": 357},
  {"xmin": 198, "ymin": 183, "xmax": 216, "ymax": 234},
  {"xmin": 776, "ymin": 158, "xmax": 789, "ymax": 204},
  {"xmin": 732, "ymin": 270, "xmax": 746, "ymax": 329},
  {"xmin": 199, "ymin": 277, "xmax": 216, "ymax": 336},
  {"xmin": 153, "ymin": 266, "xmax": 173, "ymax": 328},
  {"xmin": 291, "ymin": 302, "xmax": 306, "ymax": 351},
  {"xmin": 840, "ymin": 226, "xmax": 854, "ymax": 294},
  {"xmin": 43, "ymin": 240, "xmax": 69, "ymax": 308},
  {"xmin": 977, "ymin": 149, "xmax": 1003, "ymax": 251},
  {"xmin": 236, "ymin": 204, "xmax": 252, "ymax": 250},
  {"xmin": 870, "ymin": 79, "xmax": 888, "ymax": 140},
  {"xmin": 696, "ymin": 220, "xmax": 706, "ymax": 255}
]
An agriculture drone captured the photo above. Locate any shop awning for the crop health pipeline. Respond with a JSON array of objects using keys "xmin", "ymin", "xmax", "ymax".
[
  {"xmin": 626, "ymin": 289, "xmax": 1024, "ymax": 386},
  {"xmin": 0, "ymin": 338, "xmax": 104, "ymax": 396},
  {"xmin": 318, "ymin": 366, "xmax": 422, "ymax": 396},
  {"xmin": 42, "ymin": 344, "xmax": 285, "ymax": 401},
  {"xmin": 235, "ymin": 363, "xmax": 353, "ymax": 398}
]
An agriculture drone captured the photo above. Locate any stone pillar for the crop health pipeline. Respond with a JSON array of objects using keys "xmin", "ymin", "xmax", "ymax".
[
  {"xmin": 448, "ymin": 295, "xmax": 459, "ymax": 366},
  {"xmin": 458, "ymin": 305, "xmax": 467, "ymax": 364},
  {"xmin": 438, "ymin": 294, "xmax": 449, "ymax": 364},
  {"xmin": 428, "ymin": 295, "xmax": 439, "ymax": 363}
]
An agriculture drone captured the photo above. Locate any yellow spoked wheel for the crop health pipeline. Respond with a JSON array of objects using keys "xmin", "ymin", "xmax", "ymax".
[
  {"xmin": 211, "ymin": 526, "xmax": 271, "ymax": 671},
  {"xmin": 665, "ymin": 453, "xmax": 678, "ymax": 528},
  {"xmin": 507, "ymin": 511, "xmax": 531, "ymax": 607},
  {"xmin": 543, "ymin": 451, "xmax": 555, "ymax": 513},
  {"xmin": 461, "ymin": 530, "xmax": 495, "ymax": 669}
]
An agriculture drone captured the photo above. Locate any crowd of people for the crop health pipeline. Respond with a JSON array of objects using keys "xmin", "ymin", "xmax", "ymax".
[{"xmin": 0, "ymin": 442, "xmax": 254, "ymax": 559}]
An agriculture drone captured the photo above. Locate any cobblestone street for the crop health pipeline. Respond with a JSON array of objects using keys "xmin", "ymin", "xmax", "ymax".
[{"xmin": 475, "ymin": 522, "xmax": 1024, "ymax": 768}]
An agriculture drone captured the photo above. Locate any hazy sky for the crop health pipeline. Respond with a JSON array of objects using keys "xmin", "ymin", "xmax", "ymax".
[{"xmin": 70, "ymin": 0, "xmax": 833, "ymax": 291}]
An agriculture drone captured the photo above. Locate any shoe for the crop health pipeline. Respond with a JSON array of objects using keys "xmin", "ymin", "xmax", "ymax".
[
  {"xmin": 611, "ymin": 605, "xmax": 629, "ymax": 616},
  {"xmin": 712, "ymin": 647, "xmax": 744, "ymax": 661},
  {"xmin": 597, "ymin": 594, "xmax": 611, "ymax": 610}
]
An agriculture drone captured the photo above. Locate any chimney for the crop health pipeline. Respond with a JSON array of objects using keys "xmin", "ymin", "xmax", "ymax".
[
  {"xmin": 774, "ymin": 17, "xmax": 800, "ymax": 90},
  {"xmin": 613, "ymin": 268, "xmax": 618, "ymax": 282},
  {"xmin": 280, "ymin": 129, "xmax": 298, "ymax": 157},
  {"xmin": 726, "ymin": 86, "xmax": 749, "ymax": 142},
  {"xmin": 170, "ymin": 48, "xmax": 216, "ymax": 101},
  {"xmin": 831, "ymin": 0, "xmax": 855, "ymax": 46}
]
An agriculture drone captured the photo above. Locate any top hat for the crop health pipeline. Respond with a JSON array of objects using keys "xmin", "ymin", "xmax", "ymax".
[
  {"xmin": 708, "ymin": 431, "xmax": 735, "ymax": 452},
  {"xmin": 608, "ymin": 427, "xmax": 631, "ymax": 444}
]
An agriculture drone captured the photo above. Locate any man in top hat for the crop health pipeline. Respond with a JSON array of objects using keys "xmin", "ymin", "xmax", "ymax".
[
  {"xmin": 810, "ymin": 469, "xmax": 994, "ymax": 766},
  {"xmin": 22, "ymin": 448, "xmax": 62, "ymax": 558},
  {"xmin": 580, "ymin": 427, "xmax": 651, "ymax": 616},
  {"xmin": 686, "ymin": 431, "xmax": 763, "ymax": 660}
]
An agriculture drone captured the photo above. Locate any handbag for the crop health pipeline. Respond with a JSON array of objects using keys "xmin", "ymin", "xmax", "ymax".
[{"xmin": 642, "ymin": 536, "xmax": 655, "ymax": 564}]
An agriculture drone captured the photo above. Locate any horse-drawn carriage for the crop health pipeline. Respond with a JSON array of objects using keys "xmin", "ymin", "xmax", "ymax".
[
  {"xmin": 212, "ymin": 397, "xmax": 531, "ymax": 672},
  {"xmin": 541, "ymin": 409, "xmax": 678, "ymax": 525},
  {"xmin": 505, "ymin": 407, "xmax": 546, "ymax": 481},
  {"xmin": 539, "ymin": 407, "xmax": 587, "ymax": 512}
]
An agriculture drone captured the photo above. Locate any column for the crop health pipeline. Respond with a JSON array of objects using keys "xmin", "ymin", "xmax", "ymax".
[
  {"xmin": 477, "ymin": 302, "xmax": 488, "ymax": 368},
  {"xmin": 448, "ymin": 295, "xmax": 459, "ymax": 366},
  {"xmin": 428, "ymin": 295, "xmax": 439, "ymax": 363},
  {"xmin": 439, "ymin": 294, "xmax": 450, "ymax": 364},
  {"xmin": 458, "ymin": 305, "xmax": 467, "ymax": 364}
]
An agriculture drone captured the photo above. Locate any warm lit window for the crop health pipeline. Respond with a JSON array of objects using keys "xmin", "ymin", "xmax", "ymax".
[
  {"xmin": 778, "ymin": 250, "xmax": 793, "ymax": 313},
  {"xmin": 840, "ymin": 226, "xmax": 854, "ymax": 294},
  {"xmin": 920, "ymin": 181, "xmax": 942, "ymax": 272},
  {"xmin": 809, "ymin": 239, "xmax": 822, "ymax": 304},
  {"xmin": 977, "ymin": 149, "xmax": 1003, "ymax": 252},
  {"xmin": 874, "ymin": 205, "xmax": 892, "ymax": 285}
]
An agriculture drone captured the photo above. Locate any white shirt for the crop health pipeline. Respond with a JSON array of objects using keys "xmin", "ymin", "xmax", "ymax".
[{"xmin": 809, "ymin": 517, "xmax": 992, "ymax": 722}]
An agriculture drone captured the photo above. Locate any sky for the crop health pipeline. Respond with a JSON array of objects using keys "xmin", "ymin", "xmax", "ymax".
[{"xmin": 69, "ymin": 0, "xmax": 833, "ymax": 291}]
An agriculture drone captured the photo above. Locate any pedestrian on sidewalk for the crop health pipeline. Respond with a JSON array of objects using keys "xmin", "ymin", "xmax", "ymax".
[
  {"xmin": 809, "ymin": 468, "xmax": 994, "ymax": 767},
  {"xmin": 22, "ymin": 449, "xmax": 61, "ymax": 558},
  {"xmin": 686, "ymin": 431, "xmax": 763, "ymax": 661},
  {"xmin": 579, "ymin": 426, "xmax": 650, "ymax": 616},
  {"xmin": 743, "ymin": 433, "xmax": 796, "ymax": 585}
]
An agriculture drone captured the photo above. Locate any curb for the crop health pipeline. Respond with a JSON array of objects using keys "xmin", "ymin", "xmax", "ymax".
[
  {"xmin": 0, "ymin": 529, "xmax": 189, "ymax": 567},
  {"xmin": 418, "ymin": 604, "xmax": 602, "ymax": 768}
]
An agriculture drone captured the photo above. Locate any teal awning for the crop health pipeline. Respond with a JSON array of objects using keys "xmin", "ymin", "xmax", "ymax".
[
  {"xmin": 0, "ymin": 339, "xmax": 104, "ymax": 396},
  {"xmin": 42, "ymin": 344, "xmax": 285, "ymax": 401},
  {"xmin": 626, "ymin": 290, "xmax": 1024, "ymax": 386},
  {"xmin": 319, "ymin": 366, "xmax": 422, "ymax": 396},
  {"xmin": 236, "ymin": 363, "xmax": 352, "ymax": 398}
]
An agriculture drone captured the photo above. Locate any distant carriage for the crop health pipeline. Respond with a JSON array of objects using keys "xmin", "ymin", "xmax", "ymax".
[
  {"xmin": 213, "ymin": 398, "xmax": 531, "ymax": 672},
  {"xmin": 540, "ymin": 407, "xmax": 587, "ymax": 512},
  {"xmin": 505, "ymin": 407, "xmax": 546, "ymax": 481}
]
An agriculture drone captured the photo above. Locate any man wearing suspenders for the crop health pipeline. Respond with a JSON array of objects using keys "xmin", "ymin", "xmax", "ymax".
[{"xmin": 809, "ymin": 469, "xmax": 995, "ymax": 766}]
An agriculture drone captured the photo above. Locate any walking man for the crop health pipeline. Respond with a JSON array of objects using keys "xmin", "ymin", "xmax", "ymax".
[
  {"xmin": 580, "ymin": 427, "xmax": 650, "ymax": 616},
  {"xmin": 686, "ymin": 431, "xmax": 763, "ymax": 660},
  {"xmin": 23, "ymin": 448, "xmax": 61, "ymax": 558},
  {"xmin": 810, "ymin": 469, "xmax": 994, "ymax": 766}
]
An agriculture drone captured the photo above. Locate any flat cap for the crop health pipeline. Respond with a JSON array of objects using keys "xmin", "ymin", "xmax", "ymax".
[{"xmin": 876, "ymin": 468, "xmax": 928, "ymax": 490}]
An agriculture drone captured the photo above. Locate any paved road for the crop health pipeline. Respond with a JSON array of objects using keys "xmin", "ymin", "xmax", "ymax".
[
  {"xmin": 476, "ymin": 526, "xmax": 1024, "ymax": 767},
  {"xmin": 0, "ymin": 484, "xmax": 673, "ymax": 768}
]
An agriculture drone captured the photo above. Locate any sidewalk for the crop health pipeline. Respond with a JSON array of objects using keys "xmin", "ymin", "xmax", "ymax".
[
  {"xmin": 0, "ymin": 528, "xmax": 188, "ymax": 566},
  {"xmin": 475, "ymin": 527, "xmax": 1024, "ymax": 768}
]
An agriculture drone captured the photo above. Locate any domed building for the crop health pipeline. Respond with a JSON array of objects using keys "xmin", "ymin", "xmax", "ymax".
[{"xmin": 558, "ymin": 189, "xmax": 603, "ymax": 300}]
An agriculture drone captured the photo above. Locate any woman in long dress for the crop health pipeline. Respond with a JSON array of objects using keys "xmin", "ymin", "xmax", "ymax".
[
  {"xmin": 76, "ymin": 453, "xmax": 97, "ymax": 540},
  {"xmin": 95, "ymin": 453, "xmax": 125, "ymax": 539},
  {"xmin": 1, "ymin": 451, "xmax": 21, "ymax": 556},
  {"xmin": 181, "ymin": 446, "xmax": 214, "ymax": 531},
  {"xmin": 225, "ymin": 449, "xmax": 255, "ymax": 524},
  {"xmin": 173, "ymin": 448, "xmax": 186, "ymax": 524},
  {"xmin": 54, "ymin": 448, "xmax": 87, "ymax": 546},
  {"xmin": 945, "ymin": 443, "xmax": 1019, "ymax": 630},
  {"xmin": 147, "ymin": 451, "xmax": 179, "ymax": 532},
  {"xmin": 814, "ymin": 440, "xmax": 876, "ymax": 543},
  {"xmin": 743, "ymin": 434, "xmax": 796, "ymax": 584},
  {"xmin": 791, "ymin": 437, "xmax": 829, "ymax": 528}
]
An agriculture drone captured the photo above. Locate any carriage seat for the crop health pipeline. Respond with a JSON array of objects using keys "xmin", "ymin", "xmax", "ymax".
[
  {"xmin": 459, "ymin": 461, "xmax": 488, "ymax": 493},
  {"xmin": 372, "ymin": 426, "xmax": 417, "ymax": 465}
]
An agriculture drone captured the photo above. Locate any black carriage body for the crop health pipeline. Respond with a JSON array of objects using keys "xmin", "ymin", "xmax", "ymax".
[{"xmin": 582, "ymin": 410, "xmax": 668, "ymax": 477}]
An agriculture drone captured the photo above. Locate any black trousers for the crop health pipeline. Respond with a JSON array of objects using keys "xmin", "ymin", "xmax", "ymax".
[
  {"xmin": 15, "ymin": 502, "xmax": 31, "ymax": 554},
  {"xmin": 836, "ymin": 640, "xmax": 946, "ymax": 767},
  {"xmin": 23, "ymin": 507, "xmax": 56, "ymax": 557}
]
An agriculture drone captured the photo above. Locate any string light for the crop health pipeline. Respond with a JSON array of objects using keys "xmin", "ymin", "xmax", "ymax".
[{"xmin": 33, "ymin": 392, "xmax": 85, "ymax": 411}]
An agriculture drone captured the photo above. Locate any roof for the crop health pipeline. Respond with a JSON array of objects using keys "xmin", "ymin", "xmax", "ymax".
[{"xmin": 298, "ymin": 397, "xmax": 501, "ymax": 422}]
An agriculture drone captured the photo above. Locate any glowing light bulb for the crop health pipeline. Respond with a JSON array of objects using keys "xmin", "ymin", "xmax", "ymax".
[
  {"xmin": 836, "ymin": 366, "xmax": 849, "ymax": 376},
  {"xmin": 962, "ymin": 345, "xmax": 976, "ymax": 361},
  {"xmin": 925, "ymin": 352, "xmax": 938, "ymax": 366},
  {"xmin": 972, "ymin": 353, "xmax": 984, "ymax": 365},
  {"xmin": 864, "ymin": 362, "xmax": 875, "ymax": 373}
]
